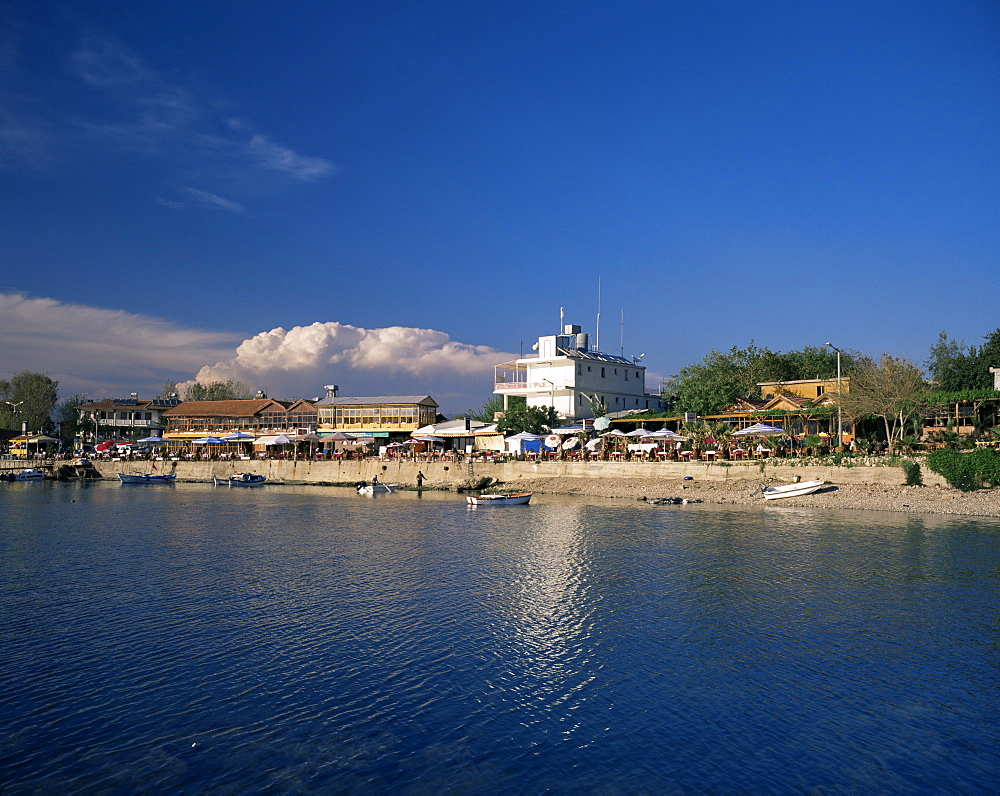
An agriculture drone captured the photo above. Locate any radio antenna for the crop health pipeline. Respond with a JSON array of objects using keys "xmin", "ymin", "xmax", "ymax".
[{"xmin": 595, "ymin": 276, "xmax": 601, "ymax": 351}]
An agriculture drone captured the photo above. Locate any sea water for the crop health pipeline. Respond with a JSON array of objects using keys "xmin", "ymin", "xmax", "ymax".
[{"xmin": 0, "ymin": 481, "xmax": 997, "ymax": 793}]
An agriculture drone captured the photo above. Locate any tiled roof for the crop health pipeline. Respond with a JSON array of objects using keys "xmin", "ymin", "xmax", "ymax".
[
  {"xmin": 313, "ymin": 395, "xmax": 438, "ymax": 407},
  {"xmin": 162, "ymin": 399, "xmax": 285, "ymax": 417}
]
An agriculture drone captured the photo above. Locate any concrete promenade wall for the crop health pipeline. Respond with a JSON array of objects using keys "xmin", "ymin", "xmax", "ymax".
[{"xmin": 92, "ymin": 458, "xmax": 946, "ymax": 488}]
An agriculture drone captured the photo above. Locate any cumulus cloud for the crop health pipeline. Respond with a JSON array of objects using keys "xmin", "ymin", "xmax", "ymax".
[
  {"xmin": 0, "ymin": 292, "xmax": 239, "ymax": 397},
  {"xmin": 1, "ymin": 294, "xmax": 515, "ymax": 413},
  {"xmin": 181, "ymin": 322, "xmax": 516, "ymax": 411}
]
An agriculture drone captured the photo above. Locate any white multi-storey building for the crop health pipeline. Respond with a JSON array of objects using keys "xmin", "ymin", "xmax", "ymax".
[{"xmin": 493, "ymin": 324, "xmax": 666, "ymax": 421}]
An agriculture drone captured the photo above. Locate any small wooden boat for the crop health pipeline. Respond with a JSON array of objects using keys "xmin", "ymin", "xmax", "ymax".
[
  {"xmin": 11, "ymin": 468, "xmax": 46, "ymax": 481},
  {"xmin": 357, "ymin": 482, "xmax": 398, "ymax": 495},
  {"xmin": 754, "ymin": 479, "xmax": 825, "ymax": 500},
  {"xmin": 117, "ymin": 472, "xmax": 176, "ymax": 484},
  {"xmin": 466, "ymin": 492, "xmax": 532, "ymax": 506},
  {"xmin": 216, "ymin": 473, "xmax": 267, "ymax": 487}
]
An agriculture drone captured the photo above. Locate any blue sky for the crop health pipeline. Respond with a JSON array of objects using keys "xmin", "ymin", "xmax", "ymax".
[{"xmin": 2, "ymin": 0, "xmax": 997, "ymax": 414}]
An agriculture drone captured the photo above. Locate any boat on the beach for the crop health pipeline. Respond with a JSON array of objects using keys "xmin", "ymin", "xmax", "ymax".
[
  {"xmin": 357, "ymin": 482, "xmax": 398, "ymax": 495},
  {"xmin": 753, "ymin": 479, "xmax": 825, "ymax": 500},
  {"xmin": 10, "ymin": 468, "xmax": 46, "ymax": 481},
  {"xmin": 117, "ymin": 472, "xmax": 177, "ymax": 484},
  {"xmin": 216, "ymin": 473, "xmax": 267, "ymax": 487},
  {"xmin": 466, "ymin": 492, "xmax": 532, "ymax": 506}
]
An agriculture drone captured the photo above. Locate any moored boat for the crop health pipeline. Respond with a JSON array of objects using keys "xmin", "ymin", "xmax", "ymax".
[
  {"xmin": 216, "ymin": 473, "xmax": 267, "ymax": 486},
  {"xmin": 11, "ymin": 468, "xmax": 46, "ymax": 481},
  {"xmin": 754, "ymin": 479, "xmax": 826, "ymax": 500},
  {"xmin": 466, "ymin": 492, "xmax": 532, "ymax": 506},
  {"xmin": 357, "ymin": 482, "xmax": 398, "ymax": 495},
  {"xmin": 117, "ymin": 473, "xmax": 177, "ymax": 484}
]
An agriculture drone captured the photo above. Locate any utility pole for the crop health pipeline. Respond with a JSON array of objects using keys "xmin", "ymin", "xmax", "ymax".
[{"xmin": 825, "ymin": 343, "xmax": 843, "ymax": 443}]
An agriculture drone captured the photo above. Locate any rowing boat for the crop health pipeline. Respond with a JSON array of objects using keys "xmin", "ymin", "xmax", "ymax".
[{"xmin": 466, "ymin": 492, "xmax": 532, "ymax": 506}]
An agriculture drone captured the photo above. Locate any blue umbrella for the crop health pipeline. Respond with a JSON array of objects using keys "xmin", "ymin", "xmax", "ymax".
[
  {"xmin": 221, "ymin": 432, "xmax": 255, "ymax": 441},
  {"xmin": 193, "ymin": 436, "xmax": 224, "ymax": 444},
  {"xmin": 137, "ymin": 435, "xmax": 168, "ymax": 443}
]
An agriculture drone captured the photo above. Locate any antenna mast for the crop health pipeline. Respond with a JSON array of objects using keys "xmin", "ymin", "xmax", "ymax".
[
  {"xmin": 620, "ymin": 309, "xmax": 625, "ymax": 357},
  {"xmin": 595, "ymin": 277, "xmax": 601, "ymax": 351}
]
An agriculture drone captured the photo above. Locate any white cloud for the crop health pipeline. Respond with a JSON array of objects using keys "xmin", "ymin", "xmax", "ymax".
[
  {"xmin": 181, "ymin": 322, "xmax": 515, "ymax": 411},
  {"xmin": 0, "ymin": 292, "xmax": 239, "ymax": 397},
  {"xmin": 0, "ymin": 294, "xmax": 515, "ymax": 413}
]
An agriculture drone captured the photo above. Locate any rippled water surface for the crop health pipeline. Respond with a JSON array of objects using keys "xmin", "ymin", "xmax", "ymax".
[{"xmin": 1, "ymin": 481, "xmax": 997, "ymax": 793}]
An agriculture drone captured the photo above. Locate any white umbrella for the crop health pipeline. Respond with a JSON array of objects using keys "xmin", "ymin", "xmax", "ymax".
[
  {"xmin": 732, "ymin": 423, "xmax": 785, "ymax": 437},
  {"xmin": 601, "ymin": 429, "xmax": 627, "ymax": 436},
  {"xmin": 625, "ymin": 428, "xmax": 651, "ymax": 437},
  {"xmin": 266, "ymin": 434, "xmax": 293, "ymax": 445},
  {"xmin": 644, "ymin": 429, "xmax": 689, "ymax": 441}
]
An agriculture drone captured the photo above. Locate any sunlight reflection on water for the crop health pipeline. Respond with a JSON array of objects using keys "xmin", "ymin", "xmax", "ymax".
[{"xmin": 0, "ymin": 482, "xmax": 997, "ymax": 792}]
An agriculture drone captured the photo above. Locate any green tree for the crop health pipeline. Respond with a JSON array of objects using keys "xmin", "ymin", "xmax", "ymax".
[
  {"xmin": 669, "ymin": 342, "xmax": 860, "ymax": 416},
  {"xmin": 468, "ymin": 395, "xmax": 504, "ymax": 423},
  {"xmin": 184, "ymin": 379, "xmax": 254, "ymax": 401},
  {"xmin": 839, "ymin": 353, "xmax": 929, "ymax": 454},
  {"xmin": 55, "ymin": 393, "xmax": 89, "ymax": 450},
  {"xmin": 496, "ymin": 401, "xmax": 557, "ymax": 435},
  {"xmin": 0, "ymin": 371, "xmax": 59, "ymax": 433},
  {"xmin": 926, "ymin": 328, "xmax": 1000, "ymax": 391}
]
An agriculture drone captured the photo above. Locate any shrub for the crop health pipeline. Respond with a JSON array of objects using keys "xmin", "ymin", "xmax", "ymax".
[
  {"xmin": 901, "ymin": 460, "xmax": 923, "ymax": 487},
  {"xmin": 927, "ymin": 449, "xmax": 1000, "ymax": 492}
]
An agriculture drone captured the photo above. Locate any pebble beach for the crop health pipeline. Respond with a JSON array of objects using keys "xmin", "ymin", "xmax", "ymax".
[{"xmin": 504, "ymin": 475, "xmax": 1000, "ymax": 517}]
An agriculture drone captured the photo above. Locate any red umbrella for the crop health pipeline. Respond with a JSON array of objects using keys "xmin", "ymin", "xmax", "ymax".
[{"xmin": 95, "ymin": 441, "xmax": 114, "ymax": 452}]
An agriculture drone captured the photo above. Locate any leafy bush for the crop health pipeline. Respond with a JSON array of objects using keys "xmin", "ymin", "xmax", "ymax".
[
  {"xmin": 927, "ymin": 449, "xmax": 1000, "ymax": 492},
  {"xmin": 901, "ymin": 460, "xmax": 923, "ymax": 487}
]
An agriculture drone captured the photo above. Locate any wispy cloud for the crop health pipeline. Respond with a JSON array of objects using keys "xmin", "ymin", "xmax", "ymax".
[
  {"xmin": 159, "ymin": 187, "xmax": 247, "ymax": 214},
  {"xmin": 3, "ymin": 23, "xmax": 335, "ymax": 210},
  {"xmin": 0, "ymin": 294, "xmax": 515, "ymax": 412}
]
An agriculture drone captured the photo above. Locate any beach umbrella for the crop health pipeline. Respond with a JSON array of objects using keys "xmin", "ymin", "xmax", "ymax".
[
  {"xmin": 266, "ymin": 434, "xmax": 293, "ymax": 445},
  {"xmin": 731, "ymin": 423, "xmax": 785, "ymax": 437},
  {"xmin": 600, "ymin": 429, "xmax": 627, "ymax": 436},
  {"xmin": 625, "ymin": 428, "xmax": 651, "ymax": 437},
  {"xmin": 644, "ymin": 429, "xmax": 689, "ymax": 441},
  {"xmin": 137, "ymin": 435, "xmax": 168, "ymax": 444},
  {"xmin": 221, "ymin": 431, "xmax": 255, "ymax": 441},
  {"xmin": 193, "ymin": 436, "xmax": 224, "ymax": 444},
  {"xmin": 95, "ymin": 441, "xmax": 114, "ymax": 452}
]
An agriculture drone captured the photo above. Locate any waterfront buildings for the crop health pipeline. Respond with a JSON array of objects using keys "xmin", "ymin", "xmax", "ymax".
[
  {"xmin": 77, "ymin": 397, "xmax": 179, "ymax": 444},
  {"xmin": 493, "ymin": 323, "xmax": 666, "ymax": 421},
  {"xmin": 314, "ymin": 390, "xmax": 439, "ymax": 442}
]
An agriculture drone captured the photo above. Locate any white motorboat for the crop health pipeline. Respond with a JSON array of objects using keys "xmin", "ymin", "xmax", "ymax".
[
  {"xmin": 216, "ymin": 473, "xmax": 267, "ymax": 487},
  {"xmin": 357, "ymin": 482, "xmax": 398, "ymax": 495},
  {"xmin": 11, "ymin": 468, "xmax": 46, "ymax": 481},
  {"xmin": 754, "ymin": 480, "xmax": 826, "ymax": 500},
  {"xmin": 117, "ymin": 473, "xmax": 176, "ymax": 484},
  {"xmin": 466, "ymin": 492, "xmax": 532, "ymax": 506}
]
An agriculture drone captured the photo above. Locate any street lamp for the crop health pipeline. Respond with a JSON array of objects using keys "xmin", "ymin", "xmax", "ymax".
[
  {"xmin": 5, "ymin": 401, "xmax": 26, "ymax": 435},
  {"xmin": 542, "ymin": 379, "xmax": 556, "ymax": 414},
  {"xmin": 825, "ymin": 343, "xmax": 843, "ymax": 443}
]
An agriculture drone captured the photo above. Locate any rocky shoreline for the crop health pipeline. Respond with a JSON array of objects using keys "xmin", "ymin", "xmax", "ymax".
[{"xmin": 500, "ymin": 475, "xmax": 1000, "ymax": 517}]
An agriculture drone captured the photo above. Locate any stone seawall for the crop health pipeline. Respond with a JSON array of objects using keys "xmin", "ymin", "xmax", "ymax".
[{"xmin": 92, "ymin": 458, "xmax": 946, "ymax": 489}]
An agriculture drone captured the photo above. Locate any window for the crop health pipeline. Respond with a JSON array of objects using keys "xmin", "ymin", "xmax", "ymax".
[
  {"xmin": 816, "ymin": 386, "xmax": 825, "ymax": 397},
  {"xmin": 601, "ymin": 367, "xmax": 605, "ymax": 378}
]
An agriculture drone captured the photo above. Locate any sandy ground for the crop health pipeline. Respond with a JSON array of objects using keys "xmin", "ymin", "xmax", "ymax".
[{"xmin": 501, "ymin": 475, "xmax": 1000, "ymax": 517}]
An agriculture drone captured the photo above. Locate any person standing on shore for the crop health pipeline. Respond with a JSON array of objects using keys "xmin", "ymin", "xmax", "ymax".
[{"xmin": 416, "ymin": 470, "xmax": 425, "ymax": 489}]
